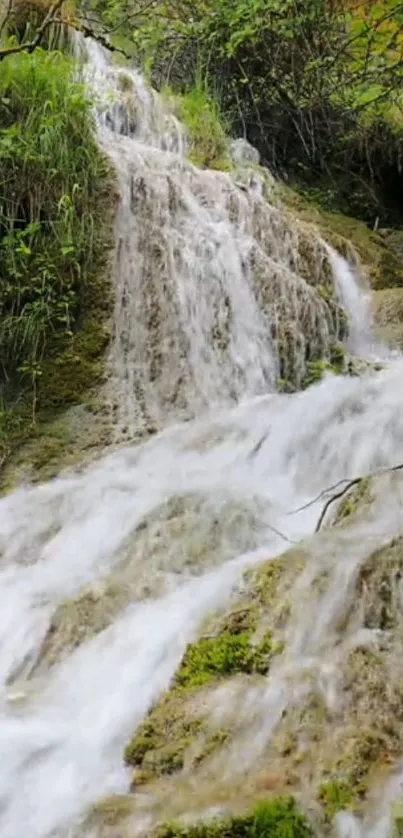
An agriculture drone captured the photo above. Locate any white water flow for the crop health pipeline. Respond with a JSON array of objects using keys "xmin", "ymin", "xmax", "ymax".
[{"xmin": 0, "ymin": 39, "xmax": 402, "ymax": 838}]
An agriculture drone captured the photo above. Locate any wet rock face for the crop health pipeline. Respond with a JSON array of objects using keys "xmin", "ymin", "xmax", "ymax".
[
  {"xmin": 104, "ymin": 493, "xmax": 403, "ymax": 833},
  {"xmin": 373, "ymin": 288, "xmax": 403, "ymax": 350}
]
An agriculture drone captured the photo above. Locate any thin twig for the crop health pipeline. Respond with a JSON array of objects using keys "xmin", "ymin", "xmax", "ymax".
[{"xmin": 314, "ymin": 462, "xmax": 403, "ymax": 532}]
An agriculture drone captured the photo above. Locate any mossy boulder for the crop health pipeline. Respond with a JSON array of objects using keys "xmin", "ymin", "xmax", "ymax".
[
  {"xmin": 124, "ymin": 628, "xmax": 281, "ymax": 781},
  {"xmin": 123, "ymin": 553, "xmax": 302, "ymax": 786}
]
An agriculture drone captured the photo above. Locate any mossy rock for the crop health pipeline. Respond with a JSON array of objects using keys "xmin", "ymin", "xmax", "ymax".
[
  {"xmin": 124, "ymin": 689, "xmax": 205, "ymax": 776},
  {"xmin": 82, "ymin": 793, "xmax": 135, "ymax": 837},
  {"xmin": 334, "ymin": 478, "xmax": 373, "ymax": 525},
  {"xmin": 124, "ymin": 628, "xmax": 280, "ymax": 780},
  {"xmin": 34, "ymin": 583, "xmax": 128, "ymax": 671},
  {"xmin": 123, "ymin": 554, "xmax": 299, "ymax": 785},
  {"xmin": 279, "ymin": 185, "xmax": 403, "ymax": 290},
  {"xmin": 354, "ymin": 537, "xmax": 403, "ymax": 631},
  {"xmin": 318, "ymin": 777, "xmax": 362, "ymax": 821},
  {"xmin": 373, "ymin": 287, "xmax": 403, "ymax": 350},
  {"xmin": 155, "ymin": 798, "xmax": 314, "ymax": 838},
  {"xmin": 174, "ymin": 629, "xmax": 278, "ymax": 689}
]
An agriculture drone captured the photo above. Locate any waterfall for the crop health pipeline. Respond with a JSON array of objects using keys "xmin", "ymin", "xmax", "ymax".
[
  {"xmin": 79, "ymin": 38, "xmax": 376, "ymax": 437},
  {"xmin": 0, "ymin": 38, "xmax": 402, "ymax": 838}
]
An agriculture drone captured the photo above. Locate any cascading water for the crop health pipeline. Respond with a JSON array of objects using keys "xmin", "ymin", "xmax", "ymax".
[{"xmin": 1, "ymin": 37, "xmax": 403, "ymax": 838}]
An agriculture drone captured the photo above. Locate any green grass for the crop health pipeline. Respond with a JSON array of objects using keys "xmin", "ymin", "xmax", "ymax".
[
  {"xmin": 0, "ymin": 48, "xmax": 111, "ymax": 400},
  {"xmin": 164, "ymin": 82, "xmax": 232, "ymax": 170},
  {"xmin": 318, "ymin": 778, "xmax": 358, "ymax": 821},
  {"xmin": 157, "ymin": 798, "xmax": 314, "ymax": 838},
  {"xmin": 0, "ymin": 47, "xmax": 115, "ymax": 471}
]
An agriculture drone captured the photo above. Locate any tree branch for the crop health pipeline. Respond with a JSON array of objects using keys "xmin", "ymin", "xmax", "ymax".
[
  {"xmin": 69, "ymin": 19, "xmax": 132, "ymax": 60},
  {"xmin": 313, "ymin": 462, "xmax": 403, "ymax": 532},
  {"xmin": 0, "ymin": 0, "xmax": 67, "ymax": 60}
]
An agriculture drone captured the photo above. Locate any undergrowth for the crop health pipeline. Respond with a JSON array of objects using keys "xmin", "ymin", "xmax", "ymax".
[
  {"xmin": 165, "ymin": 82, "xmax": 231, "ymax": 170},
  {"xmin": 157, "ymin": 798, "xmax": 314, "ymax": 838},
  {"xmin": 0, "ymin": 47, "xmax": 114, "ymax": 463}
]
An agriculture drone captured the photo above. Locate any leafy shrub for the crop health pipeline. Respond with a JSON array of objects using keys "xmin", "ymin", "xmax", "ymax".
[
  {"xmin": 0, "ymin": 48, "xmax": 111, "ymax": 405},
  {"xmin": 110, "ymin": 0, "xmax": 403, "ymax": 224},
  {"xmin": 165, "ymin": 81, "xmax": 231, "ymax": 169}
]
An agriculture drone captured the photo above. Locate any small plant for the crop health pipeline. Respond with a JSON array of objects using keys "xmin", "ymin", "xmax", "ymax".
[
  {"xmin": 319, "ymin": 778, "xmax": 360, "ymax": 820},
  {"xmin": 165, "ymin": 79, "xmax": 231, "ymax": 170},
  {"xmin": 175, "ymin": 630, "xmax": 278, "ymax": 689}
]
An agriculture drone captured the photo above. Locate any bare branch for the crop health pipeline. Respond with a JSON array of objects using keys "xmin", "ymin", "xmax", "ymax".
[{"xmin": 314, "ymin": 462, "xmax": 403, "ymax": 532}]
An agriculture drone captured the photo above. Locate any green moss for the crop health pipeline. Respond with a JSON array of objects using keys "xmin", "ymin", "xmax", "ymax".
[
  {"xmin": 251, "ymin": 552, "xmax": 305, "ymax": 616},
  {"xmin": 335, "ymin": 478, "xmax": 373, "ymax": 524},
  {"xmin": 193, "ymin": 728, "xmax": 230, "ymax": 767},
  {"xmin": 175, "ymin": 630, "xmax": 278, "ymax": 689},
  {"xmin": 318, "ymin": 778, "xmax": 361, "ymax": 821},
  {"xmin": 392, "ymin": 801, "xmax": 403, "ymax": 838},
  {"xmin": 88, "ymin": 794, "xmax": 134, "ymax": 826},
  {"xmin": 156, "ymin": 798, "xmax": 314, "ymax": 838},
  {"xmin": 124, "ymin": 692, "xmax": 203, "ymax": 773},
  {"xmin": 279, "ymin": 184, "xmax": 402, "ymax": 291}
]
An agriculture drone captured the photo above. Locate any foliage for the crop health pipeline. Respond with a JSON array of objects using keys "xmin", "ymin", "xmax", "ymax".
[
  {"xmin": 0, "ymin": 47, "xmax": 111, "ymax": 414},
  {"xmin": 175, "ymin": 630, "xmax": 278, "ymax": 688},
  {"xmin": 157, "ymin": 798, "xmax": 314, "ymax": 838},
  {"xmin": 165, "ymin": 81, "xmax": 231, "ymax": 169},
  {"xmin": 100, "ymin": 0, "xmax": 403, "ymax": 224},
  {"xmin": 318, "ymin": 778, "xmax": 358, "ymax": 820}
]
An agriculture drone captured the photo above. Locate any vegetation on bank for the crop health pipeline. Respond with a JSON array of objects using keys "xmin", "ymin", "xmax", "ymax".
[
  {"xmin": 124, "ymin": 615, "xmax": 283, "ymax": 779},
  {"xmin": 85, "ymin": 0, "xmax": 403, "ymax": 226},
  {"xmin": 157, "ymin": 799, "xmax": 314, "ymax": 838},
  {"xmin": 164, "ymin": 82, "xmax": 232, "ymax": 170},
  {"xmin": 0, "ymin": 39, "xmax": 115, "ymax": 475}
]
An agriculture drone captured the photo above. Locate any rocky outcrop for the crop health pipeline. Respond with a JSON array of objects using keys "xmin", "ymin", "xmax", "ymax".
[{"xmin": 82, "ymin": 476, "xmax": 403, "ymax": 837}]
